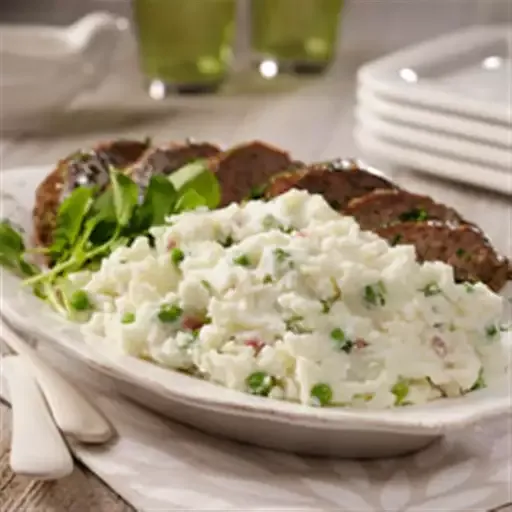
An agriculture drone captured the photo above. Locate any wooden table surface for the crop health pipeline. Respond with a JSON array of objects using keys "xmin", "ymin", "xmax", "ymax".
[{"xmin": 0, "ymin": 28, "xmax": 511, "ymax": 511}]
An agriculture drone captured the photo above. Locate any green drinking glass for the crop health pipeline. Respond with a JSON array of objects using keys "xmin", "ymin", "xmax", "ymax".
[
  {"xmin": 132, "ymin": 0, "xmax": 237, "ymax": 96},
  {"xmin": 250, "ymin": 0, "xmax": 344, "ymax": 75}
]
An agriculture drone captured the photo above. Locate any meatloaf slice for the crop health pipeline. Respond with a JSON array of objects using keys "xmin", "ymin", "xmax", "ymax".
[
  {"xmin": 344, "ymin": 189, "xmax": 466, "ymax": 231},
  {"xmin": 208, "ymin": 141, "xmax": 294, "ymax": 206},
  {"xmin": 129, "ymin": 141, "xmax": 221, "ymax": 189},
  {"xmin": 375, "ymin": 221, "xmax": 510, "ymax": 292},
  {"xmin": 33, "ymin": 139, "xmax": 149, "ymax": 248},
  {"xmin": 265, "ymin": 159, "xmax": 397, "ymax": 210}
]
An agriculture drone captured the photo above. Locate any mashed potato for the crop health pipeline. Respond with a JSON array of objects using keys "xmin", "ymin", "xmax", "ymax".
[{"xmin": 76, "ymin": 189, "xmax": 506, "ymax": 408}]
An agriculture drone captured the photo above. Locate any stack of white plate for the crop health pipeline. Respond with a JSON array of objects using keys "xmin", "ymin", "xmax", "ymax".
[{"xmin": 355, "ymin": 25, "xmax": 511, "ymax": 195}]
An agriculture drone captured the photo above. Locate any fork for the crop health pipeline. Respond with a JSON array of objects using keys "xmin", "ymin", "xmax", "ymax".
[{"xmin": 0, "ymin": 315, "xmax": 114, "ymax": 444}]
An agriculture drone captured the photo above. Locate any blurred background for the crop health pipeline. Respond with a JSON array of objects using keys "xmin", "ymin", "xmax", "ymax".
[{"xmin": 2, "ymin": 0, "xmax": 511, "ymax": 53}]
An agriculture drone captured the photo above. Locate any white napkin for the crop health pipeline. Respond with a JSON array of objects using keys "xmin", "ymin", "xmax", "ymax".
[{"xmin": 1, "ymin": 345, "xmax": 510, "ymax": 512}]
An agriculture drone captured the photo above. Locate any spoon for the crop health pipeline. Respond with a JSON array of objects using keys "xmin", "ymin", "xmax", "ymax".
[
  {"xmin": 2, "ymin": 355, "xmax": 74, "ymax": 480},
  {"xmin": 0, "ymin": 316, "xmax": 114, "ymax": 444}
]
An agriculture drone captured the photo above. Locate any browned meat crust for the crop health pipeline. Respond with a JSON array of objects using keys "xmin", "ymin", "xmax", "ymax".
[
  {"xmin": 33, "ymin": 139, "xmax": 149, "ymax": 248},
  {"xmin": 208, "ymin": 141, "xmax": 294, "ymax": 206},
  {"xmin": 344, "ymin": 189, "xmax": 466, "ymax": 231},
  {"xmin": 375, "ymin": 221, "xmax": 509, "ymax": 292},
  {"xmin": 265, "ymin": 160, "xmax": 397, "ymax": 210}
]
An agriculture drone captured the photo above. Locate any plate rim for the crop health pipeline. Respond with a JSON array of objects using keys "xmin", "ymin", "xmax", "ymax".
[{"xmin": 1, "ymin": 164, "xmax": 511, "ymax": 435}]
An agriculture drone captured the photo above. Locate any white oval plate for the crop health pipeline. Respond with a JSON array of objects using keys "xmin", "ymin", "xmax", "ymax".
[
  {"xmin": 357, "ymin": 86, "xmax": 510, "ymax": 148},
  {"xmin": 355, "ymin": 107, "xmax": 511, "ymax": 171},
  {"xmin": 354, "ymin": 127, "xmax": 512, "ymax": 195},
  {"xmin": 1, "ymin": 165, "xmax": 511, "ymax": 458}
]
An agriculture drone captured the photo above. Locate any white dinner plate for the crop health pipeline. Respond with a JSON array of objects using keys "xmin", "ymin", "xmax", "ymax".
[
  {"xmin": 358, "ymin": 25, "xmax": 512, "ymax": 125},
  {"xmin": 355, "ymin": 127, "xmax": 512, "ymax": 195},
  {"xmin": 1, "ymin": 165, "xmax": 511, "ymax": 458},
  {"xmin": 357, "ymin": 86, "xmax": 510, "ymax": 148},
  {"xmin": 355, "ymin": 107, "xmax": 511, "ymax": 171}
]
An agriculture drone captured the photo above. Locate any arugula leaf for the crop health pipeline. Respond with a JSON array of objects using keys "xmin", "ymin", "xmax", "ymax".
[
  {"xmin": 0, "ymin": 220, "xmax": 24, "ymax": 262},
  {"xmin": 110, "ymin": 171, "xmax": 139, "ymax": 227},
  {"xmin": 50, "ymin": 187, "xmax": 94, "ymax": 256},
  {"xmin": 175, "ymin": 189, "xmax": 208, "ymax": 212},
  {"xmin": 0, "ymin": 220, "xmax": 40, "ymax": 278},
  {"xmin": 134, "ymin": 174, "xmax": 177, "ymax": 230},
  {"xmin": 90, "ymin": 188, "xmax": 116, "ymax": 222},
  {"xmin": 168, "ymin": 161, "xmax": 220, "ymax": 209}
]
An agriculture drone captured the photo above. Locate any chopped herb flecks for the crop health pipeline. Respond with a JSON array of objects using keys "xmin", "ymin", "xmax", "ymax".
[
  {"xmin": 220, "ymin": 235, "xmax": 234, "ymax": 248},
  {"xmin": 485, "ymin": 324, "xmax": 499, "ymax": 339},
  {"xmin": 330, "ymin": 328, "xmax": 353, "ymax": 353},
  {"xmin": 274, "ymin": 248, "xmax": 291, "ymax": 262},
  {"xmin": 263, "ymin": 274, "xmax": 273, "ymax": 284},
  {"xmin": 285, "ymin": 315, "xmax": 311, "ymax": 334},
  {"xmin": 421, "ymin": 282, "xmax": 442, "ymax": 297},
  {"xmin": 399, "ymin": 208, "xmax": 428, "ymax": 222},
  {"xmin": 470, "ymin": 368, "xmax": 486, "ymax": 391},
  {"xmin": 121, "ymin": 312, "xmax": 136, "ymax": 324},
  {"xmin": 390, "ymin": 234, "xmax": 403, "ymax": 246},
  {"xmin": 364, "ymin": 281, "xmax": 386, "ymax": 307},
  {"xmin": 233, "ymin": 254, "xmax": 251, "ymax": 267},
  {"xmin": 310, "ymin": 383, "xmax": 333, "ymax": 406},
  {"xmin": 464, "ymin": 282, "xmax": 475, "ymax": 293},
  {"xmin": 248, "ymin": 184, "xmax": 267, "ymax": 200}
]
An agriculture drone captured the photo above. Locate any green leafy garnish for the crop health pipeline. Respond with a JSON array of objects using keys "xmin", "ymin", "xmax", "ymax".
[
  {"xmin": 363, "ymin": 281, "xmax": 386, "ymax": 307},
  {"xmin": 310, "ymin": 383, "xmax": 332, "ymax": 406},
  {"xmin": 110, "ymin": 171, "xmax": 139, "ymax": 227},
  {"xmin": 2, "ymin": 161, "xmax": 221, "ymax": 319},
  {"xmin": 158, "ymin": 303, "xmax": 183, "ymax": 323},
  {"xmin": 175, "ymin": 189, "xmax": 208, "ymax": 212},
  {"xmin": 246, "ymin": 371, "xmax": 275, "ymax": 396},
  {"xmin": 0, "ymin": 221, "xmax": 39, "ymax": 278},
  {"xmin": 49, "ymin": 187, "xmax": 94, "ymax": 258},
  {"xmin": 168, "ymin": 161, "xmax": 220, "ymax": 209},
  {"xmin": 330, "ymin": 328, "xmax": 353, "ymax": 353}
]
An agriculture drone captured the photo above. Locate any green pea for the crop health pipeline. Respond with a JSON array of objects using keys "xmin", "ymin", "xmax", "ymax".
[
  {"xmin": 69, "ymin": 290, "xmax": 92, "ymax": 311},
  {"xmin": 171, "ymin": 247, "xmax": 185, "ymax": 266},
  {"xmin": 391, "ymin": 379, "xmax": 409, "ymax": 405},
  {"xmin": 158, "ymin": 303, "xmax": 183, "ymax": 323},
  {"xmin": 246, "ymin": 371, "xmax": 274, "ymax": 396},
  {"xmin": 310, "ymin": 383, "xmax": 332, "ymax": 406}
]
